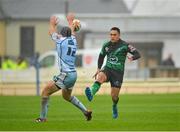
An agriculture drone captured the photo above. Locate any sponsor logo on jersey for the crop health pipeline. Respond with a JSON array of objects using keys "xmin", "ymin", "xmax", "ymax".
[{"xmin": 109, "ymin": 56, "xmax": 118, "ymax": 64}]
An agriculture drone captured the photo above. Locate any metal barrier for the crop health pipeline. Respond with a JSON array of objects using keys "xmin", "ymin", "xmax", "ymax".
[
  {"xmin": 0, "ymin": 67, "xmax": 180, "ymax": 95},
  {"xmin": 149, "ymin": 67, "xmax": 180, "ymax": 78}
]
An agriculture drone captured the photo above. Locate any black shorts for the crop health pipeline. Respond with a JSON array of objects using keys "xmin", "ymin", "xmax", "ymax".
[{"xmin": 101, "ymin": 67, "xmax": 124, "ymax": 88}]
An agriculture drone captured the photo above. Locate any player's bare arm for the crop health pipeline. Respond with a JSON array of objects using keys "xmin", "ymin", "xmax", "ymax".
[
  {"xmin": 48, "ymin": 16, "xmax": 58, "ymax": 35},
  {"xmin": 66, "ymin": 13, "xmax": 76, "ymax": 36},
  {"xmin": 66, "ymin": 12, "xmax": 75, "ymax": 26}
]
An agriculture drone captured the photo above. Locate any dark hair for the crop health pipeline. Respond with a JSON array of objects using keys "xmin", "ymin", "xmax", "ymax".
[
  {"xmin": 111, "ymin": 27, "xmax": 120, "ymax": 34},
  {"xmin": 60, "ymin": 26, "xmax": 72, "ymax": 37}
]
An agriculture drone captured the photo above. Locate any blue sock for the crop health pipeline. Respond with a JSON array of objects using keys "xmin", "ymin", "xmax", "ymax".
[
  {"xmin": 70, "ymin": 96, "xmax": 87, "ymax": 113},
  {"xmin": 40, "ymin": 97, "xmax": 49, "ymax": 119}
]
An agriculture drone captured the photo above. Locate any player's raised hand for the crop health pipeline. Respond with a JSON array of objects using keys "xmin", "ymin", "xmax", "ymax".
[
  {"xmin": 67, "ymin": 12, "xmax": 75, "ymax": 25},
  {"xmin": 92, "ymin": 69, "xmax": 100, "ymax": 79},
  {"xmin": 49, "ymin": 16, "xmax": 58, "ymax": 35},
  {"xmin": 50, "ymin": 16, "xmax": 58, "ymax": 26}
]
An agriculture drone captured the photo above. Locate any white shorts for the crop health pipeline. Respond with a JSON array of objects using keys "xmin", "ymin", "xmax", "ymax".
[{"xmin": 53, "ymin": 71, "xmax": 77, "ymax": 89}]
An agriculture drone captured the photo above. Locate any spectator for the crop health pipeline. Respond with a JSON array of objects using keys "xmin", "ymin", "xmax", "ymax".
[
  {"xmin": 2, "ymin": 56, "xmax": 17, "ymax": 70},
  {"xmin": 16, "ymin": 56, "xmax": 28, "ymax": 70},
  {"xmin": 0, "ymin": 56, "xmax": 2, "ymax": 68},
  {"xmin": 162, "ymin": 53, "xmax": 175, "ymax": 67}
]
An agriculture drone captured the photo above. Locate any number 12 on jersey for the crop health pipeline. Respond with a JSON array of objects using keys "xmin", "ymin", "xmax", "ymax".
[{"xmin": 67, "ymin": 47, "xmax": 76, "ymax": 57}]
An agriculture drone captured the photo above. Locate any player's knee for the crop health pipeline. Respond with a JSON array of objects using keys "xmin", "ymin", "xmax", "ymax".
[
  {"xmin": 111, "ymin": 95, "xmax": 119, "ymax": 102},
  {"xmin": 62, "ymin": 94, "xmax": 71, "ymax": 102},
  {"xmin": 97, "ymin": 72, "xmax": 107, "ymax": 83},
  {"xmin": 111, "ymin": 91, "xmax": 117, "ymax": 97},
  {"xmin": 42, "ymin": 89, "xmax": 49, "ymax": 96},
  {"xmin": 42, "ymin": 86, "xmax": 51, "ymax": 96}
]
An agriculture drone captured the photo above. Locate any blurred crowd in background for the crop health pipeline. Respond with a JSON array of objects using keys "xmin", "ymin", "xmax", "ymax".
[
  {"xmin": 0, "ymin": 56, "xmax": 28, "ymax": 70},
  {"xmin": 0, "ymin": 0, "xmax": 180, "ymax": 79}
]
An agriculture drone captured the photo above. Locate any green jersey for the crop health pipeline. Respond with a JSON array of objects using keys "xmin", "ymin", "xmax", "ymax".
[{"xmin": 99, "ymin": 39, "xmax": 140, "ymax": 72}]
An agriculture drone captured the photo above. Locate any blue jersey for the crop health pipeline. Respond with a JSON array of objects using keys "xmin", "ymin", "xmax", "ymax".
[{"xmin": 51, "ymin": 33, "xmax": 77, "ymax": 72}]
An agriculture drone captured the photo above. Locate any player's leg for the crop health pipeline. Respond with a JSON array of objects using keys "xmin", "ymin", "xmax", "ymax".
[
  {"xmin": 110, "ymin": 70, "xmax": 124, "ymax": 119},
  {"xmin": 111, "ymin": 87, "xmax": 120, "ymax": 119},
  {"xmin": 62, "ymin": 88, "xmax": 92, "ymax": 121},
  {"xmin": 62, "ymin": 71, "xmax": 92, "ymax": 121},
  {"xmin": 85, "ymin": 71, "xmax": 107, "ymax": 101},
  {"xmin": 36, "ymin": 80, "xmax": 60, "ymax": 122}
]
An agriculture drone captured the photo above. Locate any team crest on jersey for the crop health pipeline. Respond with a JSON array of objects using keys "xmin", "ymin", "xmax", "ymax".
[{"xmin": 109, "ymin": 56, "xmax": 118, "ymax": 64}]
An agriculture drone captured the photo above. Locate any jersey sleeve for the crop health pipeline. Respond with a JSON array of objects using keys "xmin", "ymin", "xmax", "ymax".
[
  {"xmin": 127, "ymin": 44, "xmax": 141, "ymax": 60},
  {"xmin": 100, "ymin": 42, "xmax": 108, "ymax": 56},
  {"xmin": 50, "ymin": 32, "xmax": 68, "ymax": 45},
  {"xmin": 98, "ymin": 42, "xmax": 108, "ymax": 69},
  {"xmin": 51, "ymin": 32, "xmax": 59, "ymax": 42}
]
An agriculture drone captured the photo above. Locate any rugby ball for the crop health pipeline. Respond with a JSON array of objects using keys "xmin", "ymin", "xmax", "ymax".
[{"xmin": 73, "ymin": 19, "xmax": 81, "ymax": 32}]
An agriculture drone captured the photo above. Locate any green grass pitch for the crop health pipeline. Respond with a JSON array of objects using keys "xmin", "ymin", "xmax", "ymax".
[{"xmin": 0, "ymin": 94, "xmax": 179, "ymax": 131}]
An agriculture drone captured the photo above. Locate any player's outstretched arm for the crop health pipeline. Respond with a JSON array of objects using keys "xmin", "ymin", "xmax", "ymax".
[
  {"xmin": 48, "ymin": 16, "xmax": 57, "ymax": 35},
  {"xmin": 67, "ymin": 13, "xmax": 75, "ymax": 26},
  {"xmin": 66, "ymin": 13, "xmax": 76, "ymax": 36}
]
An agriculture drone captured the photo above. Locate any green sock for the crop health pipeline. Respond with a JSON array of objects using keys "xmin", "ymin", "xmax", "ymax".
[{"xmin": 91, "ymin": 81, "xmax": 101, "ymax": 95}]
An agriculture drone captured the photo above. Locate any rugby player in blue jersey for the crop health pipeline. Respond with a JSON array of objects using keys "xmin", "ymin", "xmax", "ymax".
[{"xmin": 36, "ymin": 14, "xmax": 92, "ymax": 122}]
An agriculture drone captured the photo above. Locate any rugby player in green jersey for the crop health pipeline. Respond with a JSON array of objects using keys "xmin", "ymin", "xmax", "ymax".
[{"xmin": 85, "ymin": 27, "xmax": 141, "ymax": 119}]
